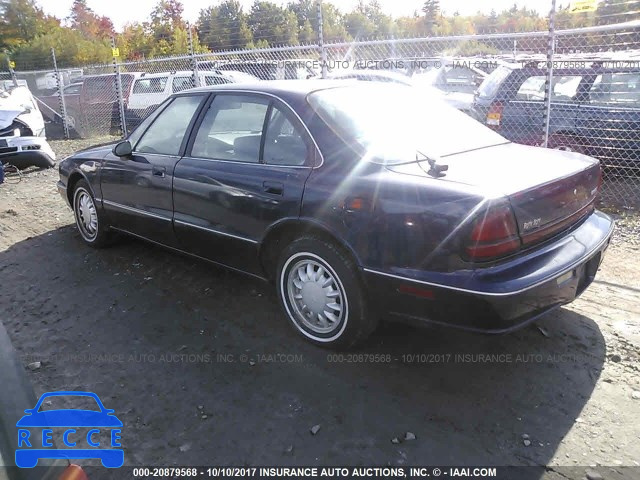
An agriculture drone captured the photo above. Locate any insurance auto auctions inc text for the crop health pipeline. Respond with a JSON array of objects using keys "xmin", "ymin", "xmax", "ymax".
[{"xmin": 255, "ymin": 467, "xmax": 497, "ymax": 477}]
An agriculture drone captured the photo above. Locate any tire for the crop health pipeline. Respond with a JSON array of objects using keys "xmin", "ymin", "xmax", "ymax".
[
  {"xmin": 276, "ymin": 235, "xmax": 377, "ymax": 349},
  {"xmin": 72, "ymin": 179, "xmax": 116, "ymax": 248}
]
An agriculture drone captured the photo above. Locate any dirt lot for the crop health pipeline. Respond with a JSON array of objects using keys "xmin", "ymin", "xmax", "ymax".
[{"xmin": 1, "ymin": 139, "xmax": 639, "ymax": 478}]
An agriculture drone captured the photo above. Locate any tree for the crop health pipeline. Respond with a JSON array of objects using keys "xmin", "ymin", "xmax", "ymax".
[
  {"xmin": 596, "ymin": 0, "xmax": 637, "ymax": 25},
  {"xmin": 248, "ymin": 1, "xmax": 298, "ymax": 46},
  {"xmin": 288, "ymin": 0, "xmax": 317, "ymax": 43},
  {"xmin": 68, "ymin": 0, "xmax": 114, "ymax": 39},
  {"xmin": 197, "ymin": 1, "xmax": 252, "ymax": 51},
  {"xmin": 422, "ymin": 0, "xmax": 440, "ymax": 35},
  {"xmin": 0, "ymin": 0, "xmax": 58, "ymax": 50},
  {"xmin": 150, "ymin": 0, "xmax": 185, "ymax": 44}
]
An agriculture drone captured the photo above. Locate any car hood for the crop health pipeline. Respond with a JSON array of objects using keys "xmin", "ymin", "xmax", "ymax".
[
  {"xmin": 0, "ymin": 109, "xmax": 24, "ymax": 130},
  {"xmin": 74, "ymin": 142, "xmax": 118, "ymax": 158},
  {"xmin": 17, "ymin": 410, "xmax": 123, "ymax": 427}
]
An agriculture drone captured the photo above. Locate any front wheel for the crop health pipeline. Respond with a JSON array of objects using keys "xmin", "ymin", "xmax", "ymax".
[
  {"xmin": 73, "ymin": 179, "xmax": 116, "ymax": 248},
  {"xmin": 276, "ymin": 236, "xmax": 377, "ymax": 349}
]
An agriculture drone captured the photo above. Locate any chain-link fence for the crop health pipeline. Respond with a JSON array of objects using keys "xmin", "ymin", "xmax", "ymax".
[{"xmin": 2, "ymin": 21, "xmax": 639, "ymax": 206}]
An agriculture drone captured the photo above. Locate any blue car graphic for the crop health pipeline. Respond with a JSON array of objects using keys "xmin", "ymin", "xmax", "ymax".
[{"xmin": 16, "ymin": 391, "xmax": 123, "ymax": 468}]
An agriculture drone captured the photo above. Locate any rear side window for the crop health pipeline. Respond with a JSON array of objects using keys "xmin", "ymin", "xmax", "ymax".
[
  {"xmin": 477, "ymin": 65, "xmax": 512, "ymax": 99},
  {"xmin": 589, "ymin": 72, "xmax": 640, "ymax": 106},
  {"xmin": 191, "ymin": 95, "xmax": 269, "ymax": 163},
  {"xmin": 133, "ymin": 77, "xmax": 168, "ymax": 94},
  {"xmin": 134, "ymin": 95, "xmax": 203, "ymax": 156},
  {"xmin": 263, "ymin": 107, "xmax": 309, "ymax": 166},
  {"xmin": 516, "ymin": 75, "xmax": 584, "ymax": 102}
]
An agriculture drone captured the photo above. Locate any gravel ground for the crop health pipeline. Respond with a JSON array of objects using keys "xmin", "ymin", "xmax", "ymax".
[{"xmin": 1, "ymin": 139, "xmax": 639, "ymax": 479}]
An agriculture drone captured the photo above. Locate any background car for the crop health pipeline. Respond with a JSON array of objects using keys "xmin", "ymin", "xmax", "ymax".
[
  {"xmin": 126, "ymin": 70, "xmax": 259, "ymax": 128},
  {"xmin": 57, "ymin": 81, "xmax": 612, "ymax": 349},
  {"xmin": 198, "ymin": 59, "xmax": 319, "ymax": 80},
  {"xmin": 472, "ymin": 63, "xmax": 640, "ymax": 174},
  {"xmin": 37, "ymin": 82, "xmax": 83, "ymax": 134},
  {"xmin": 0, "ymin": 84, "xmax": 56, "ymax": 169},
  {"xmin": 66, "ymin": 73, "xmax": 141, "ymax": 138}
]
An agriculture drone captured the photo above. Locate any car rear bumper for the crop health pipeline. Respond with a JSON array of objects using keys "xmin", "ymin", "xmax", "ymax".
[{"xmin": 363, "ymin": 210, "xmax": 613, "ymax": 333}]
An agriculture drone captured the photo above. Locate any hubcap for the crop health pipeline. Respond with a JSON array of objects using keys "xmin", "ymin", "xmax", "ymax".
[
  {"xmin": 75, "ymin": 190, "xmax": 98, "ymax": 240},
  {"xmin": 286, "ymin": 259, "xmax": 345, "ymax": 334}
]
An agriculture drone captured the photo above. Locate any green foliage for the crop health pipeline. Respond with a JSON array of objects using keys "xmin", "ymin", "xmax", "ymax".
[
  {"xmin": 248, "ymin": 1, "xmax": 299, "ymax": 46},
  {"xmin": 198, "ymin": 1, "xmax": 252, "ymax": 51},
  {"xmin": 12, "ymin": 26, "xmax": 112, "ymax": 69},
  {"xmin": 1, "ymin": 0, "xmax": 637, "ymax": 70}
]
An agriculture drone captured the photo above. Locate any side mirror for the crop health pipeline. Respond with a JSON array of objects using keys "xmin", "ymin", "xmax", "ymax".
[{"xmin": 113, "ymin": 140, "xmax": 132, "ymax": 158}]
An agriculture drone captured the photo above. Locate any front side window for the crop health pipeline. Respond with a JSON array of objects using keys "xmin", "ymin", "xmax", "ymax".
[
  {"xmin": 191, "ymin": 95, "xmax": 269, "ymax": 163},
  {"xmin": 135, "ymin": 95, "xmax": 203, "ymax": 156}
]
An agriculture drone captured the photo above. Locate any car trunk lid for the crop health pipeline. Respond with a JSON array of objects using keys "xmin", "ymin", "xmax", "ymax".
[{"xmin": 387, "ymin": 142, "xmax": 601, "ymax": 247}]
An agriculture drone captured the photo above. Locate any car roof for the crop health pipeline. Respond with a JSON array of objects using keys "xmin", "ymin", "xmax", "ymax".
[
  {"xmin": 186, "ymin": 79, "xmax": 358, "ymax": 97},
  {"xmin": 136, "ymin": 70, "xmax": 230, "ymax": 78}
]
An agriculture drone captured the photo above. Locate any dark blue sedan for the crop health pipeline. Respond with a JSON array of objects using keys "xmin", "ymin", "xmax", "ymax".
[{"xmin": 57, "ymin": 81, "xmax": 613, "ymax": 349}]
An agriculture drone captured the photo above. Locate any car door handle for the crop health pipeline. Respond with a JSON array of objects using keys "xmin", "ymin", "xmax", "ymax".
[
  {"xmin": 152, "ymin": 166, "xmax": 166, "ymax": 178},
  {"xmin": 263, "ymin": 181, "xmax": 284, "ymax": 195}
]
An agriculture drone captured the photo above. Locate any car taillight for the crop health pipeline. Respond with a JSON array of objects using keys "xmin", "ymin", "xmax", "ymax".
[
  {"xmin": 486, "ymin": 101, "xmax": 503, "ymax": 128},
  {"xmin": 466, "ymin": 203, "xmax": 521, "ymax": 260}
]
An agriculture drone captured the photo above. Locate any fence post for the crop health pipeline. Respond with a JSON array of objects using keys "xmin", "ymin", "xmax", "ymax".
[
  {"xmin": 317, "ymin": 0, "xmax": 328, "ymax": 78},
  {"xmin": 542, "ymin": 0, "xmax": 557, "ymax": 148},
  {"xmin": 111, "ymin": 37, "xmax": 127, "ymax": 138},
  {"xmin": 188, "ymin": 22, "xmax": 201, "ymax": 88},
  {"xmin": 51, "ymin": 48, "xmax": 70, "ymax": 140}
]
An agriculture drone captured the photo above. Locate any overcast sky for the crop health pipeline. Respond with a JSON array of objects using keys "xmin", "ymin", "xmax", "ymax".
[{"xmin": 39, "ymin": 0, "xmax": 555, "ymax": 30}]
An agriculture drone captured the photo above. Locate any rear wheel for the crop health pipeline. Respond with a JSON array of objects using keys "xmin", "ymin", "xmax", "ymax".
[
  {"xmin": 72, "ymin": 179, "xmax": 116, "ymax": 248},
  {"xmin": 276, "ymin": 236, "xmax": 377, "ymax": 349}
]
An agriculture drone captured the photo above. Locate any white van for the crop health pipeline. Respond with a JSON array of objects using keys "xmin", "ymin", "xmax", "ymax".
[{"xmin": 126, "ymin": 70, "xmax": 258, "ymax": 126}]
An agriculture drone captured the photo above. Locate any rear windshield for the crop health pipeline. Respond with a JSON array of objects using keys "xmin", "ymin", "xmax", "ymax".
[
  {"xmin": 308, "ymin": 84, "xmax": 507, "ymax": 164},
  {"xmin": 477, "ymin": 65, "xmax": 513, "ymax": 99}
]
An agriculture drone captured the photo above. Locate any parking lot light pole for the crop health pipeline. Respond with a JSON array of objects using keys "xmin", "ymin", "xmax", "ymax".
[{"xmin": 542, "ymin": 0, "xmax": 557, "ymax": 148}]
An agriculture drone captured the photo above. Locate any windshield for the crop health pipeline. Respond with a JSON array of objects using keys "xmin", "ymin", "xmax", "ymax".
[
  {"xmin": 307, "ymin": 84, "xmax": 506, "ymax": 164},
  {"xmin": 477, "ymin": 65, "xmax": 513, "ymax": 99}
]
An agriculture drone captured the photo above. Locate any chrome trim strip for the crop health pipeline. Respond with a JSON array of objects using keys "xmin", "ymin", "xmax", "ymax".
[
  {"xmin": 109, "ymin": 227, "xmax": 267, "ymax": 281},
  {"xmin": 183, "ymin": 155, "xmax": 311, "ymax": 169},
  {"xmin": 102, "ymin": 199, "xmax": 172, "ymax": 222},
  {"xmin": 363, "ymin": 222, "xmax": 613, "ymax": 297},
  {"xmin": 174, "ymin": 219, "xmax": 258, "ymax": 244}
]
